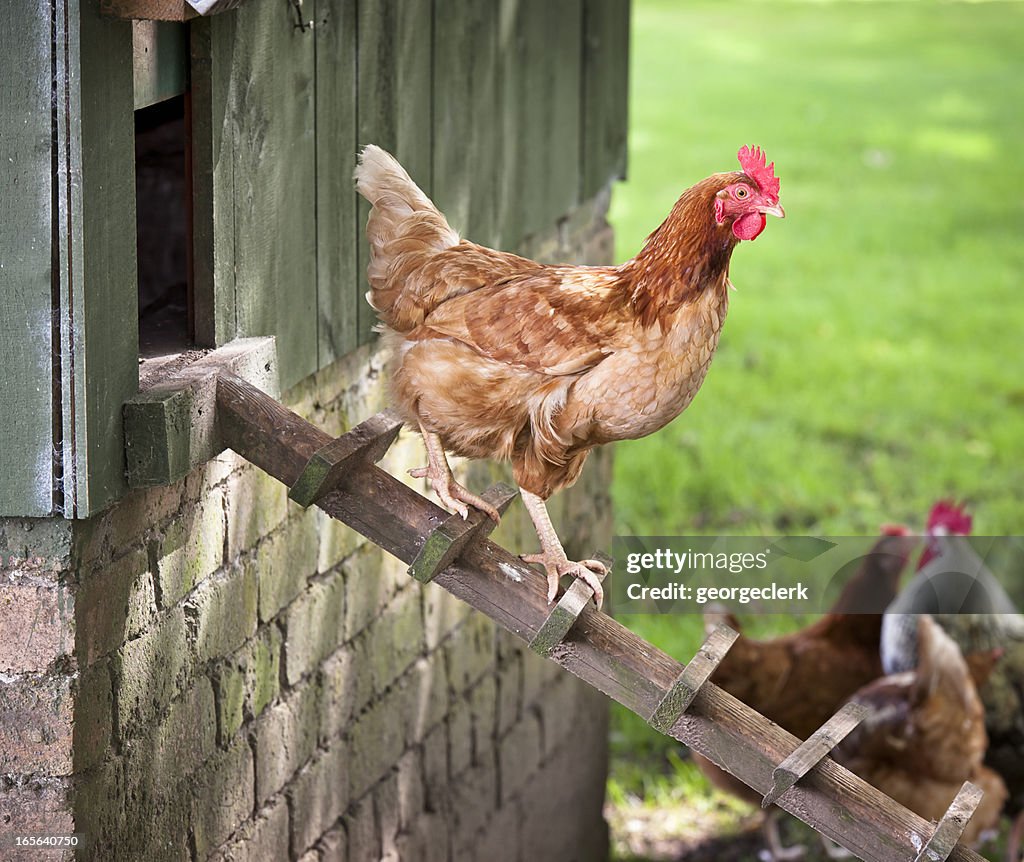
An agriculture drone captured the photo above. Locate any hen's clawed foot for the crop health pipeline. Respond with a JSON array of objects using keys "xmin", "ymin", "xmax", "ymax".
[
  {"xmin": 520, "ymin": 549, "xmax": 607, "ymax": 609},
  {"xmin": 408, "ymin": 464, "xmax": 501, "ymax": 523}
]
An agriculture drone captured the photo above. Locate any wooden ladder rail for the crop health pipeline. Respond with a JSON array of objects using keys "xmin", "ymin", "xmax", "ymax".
[{"xmin": 215, "ymin": 372, "xmax": 986, "ymax": 862}]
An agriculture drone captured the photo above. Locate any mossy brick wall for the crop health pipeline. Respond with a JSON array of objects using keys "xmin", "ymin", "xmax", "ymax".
[{"xmin": 0, "ymin": 192, "xmax": 615, "ymax": 862}]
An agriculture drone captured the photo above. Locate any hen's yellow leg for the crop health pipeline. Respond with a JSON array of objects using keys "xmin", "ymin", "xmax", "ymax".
[
  {"xmin": 519, "ymin": 488, "xmax": 606, "ymax": 609},
  {"xmin": 410, "ymin": 431, "xmax": 500, "ymax": 522}
]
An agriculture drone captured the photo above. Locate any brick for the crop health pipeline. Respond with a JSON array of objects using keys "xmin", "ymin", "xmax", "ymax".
[
  {"xmin": 78, "ymin": 545, "xmax": 154, "ymax": 665},
  {"xmin": 187, "ymin": 561, "xmax": 258, "ymax": 663},
  {"xmin": 226, "ymin": 465, "xmax": 290, "ymax": 559},
  {"xmin": 253, "ymin": 681, "xmax": 321, "ymax": 804},
  {"xmin": 498, "ymin": 710, "xmax": 542, "ymax": 802},
  {"xmin": 395, "ymin": 813, "xmax": 448, "ymax": 862},
  {"xmin": 192, "ymin": 737, "xmax": 255, "ymax": 858},
  {"xmin": 396, "ymin": 749, "xmax": 424, "ymax": 831},
  {"xmin": 0, "ymin": 582, "xmax": 71, "ymax": 673},
  {"xmin": 445, "ymin": 612, "xmax": 495, "ymax": 694},
  {"xmin": 342, "ymin": 543, "xmax": 388, "ymax": 639},
  {"xmin": 289, "ymin": 740, "xmax": 349, "ymax": 856},
  {"xmin": 345, "ymin": 796, "xmax": 379, "ymax": 862},
  {"xmin": 348, "ymin": 683, "xmax": 408, "ymax": 800},
  {"xmin": 421, "ymin": 724, "xmax": 448, "ymax": 811},
  {"xmin": 319, "ymin": 644, "xmax": 358, "ymax": 744},
  {"xmin": 376, "ymin": 770, "xmax": 400, "ymax": 858},
  {"xmin": 0, "ymin": 777, "xmax": 72, "ymax": 844},
  {"xmin": 368, "ymin": 587, "xmax": 423, "ymax": 691},
  {"xmin": 212, "ymin": 660, "xmax": 245, "ymax": 745},
  {"xmin": 75, "ymin": 484, "xmax": 179, "ymax": 569},
  {"xmin": 450, "ymin": 762, "xmax": 498, "ymax": 857},
  {"xmin": 145, "ymin": 675, "xmax": 217, "ymax": 787},
  {"xmin": 464, "ymin": 798, "xmax": 521, "ymax": 862},
  {"xmin": 316, "ymin": 507, "xmax": 363, "ymax": 574},
  {"xmin": 246, "ymin": 625, "xmax": 282, "ymax": 720},
  {"xmin": 75, "ymin": 659, "xmax": 113, "ymax": 773},
  {"xmin": 468, "ymin": 675, "xmax": 497, "ymax": 763},
  {"xmin": 0, "ymin": 672, "xmax": 72, "ymax": 775},
  {"xmin": 283, "ymin": 571, "xmax": 346, "ymax": 686},
  {"xmin": 421, "ymin": 583, "xmax": 473, "ymax": 652},
  {"xmin": 210, "ymin": 796, "xmax": 289, "ymax": 862},
  {"xmin": 317, "ymin": 824, "xmax": 348, "ymax": 862},
  {"xmin": 256, "ymin": 509, "xmax": 319, "ymax": 623},
  {"xmin": 538, "ymin": 673, "xmax": 578, "ymax": 755},
  {"xmin": 496, "ymin": 655, "xmax": 522, "ymax": 735},
  {"xmin": 114, "ymin": 605, "xmax": 189, "ymax": 741},
  {"xmin": 155, "ymin": 489, "xmax": 226, "ymax": 607},
  {"xmin": 448, "ymin": 699, "xmax": 472, "ymax": 779},
  {"xmin": 407, "ymin": 656, "xmax": 448, "ymax": 744}
]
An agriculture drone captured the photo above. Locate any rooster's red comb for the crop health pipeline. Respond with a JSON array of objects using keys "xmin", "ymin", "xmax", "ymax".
[
  {"xmin": 927, "ymin": 499, "xmax": 973, "ymax": 536},
  {"xmin": 737, "ymin": 145, "xmax": 780, "ymax": 202}
]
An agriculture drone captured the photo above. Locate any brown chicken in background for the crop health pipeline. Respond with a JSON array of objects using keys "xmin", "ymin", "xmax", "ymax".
[
  {"xmin": 693, "ymin": 526, "xmax": 919, "ymax": 859},
  {"xmin": 835, "ymin": 614, "xmax": 1008, "ymax": 849},
  {"xmin": 354, "ymin": 145, "xmax": 784, "ymax": 607}
]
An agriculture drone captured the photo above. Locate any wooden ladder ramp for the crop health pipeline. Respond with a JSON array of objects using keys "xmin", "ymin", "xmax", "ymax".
[{"xmin": 215, "ymin": 372, "xmax": 988, "ymax": 862}]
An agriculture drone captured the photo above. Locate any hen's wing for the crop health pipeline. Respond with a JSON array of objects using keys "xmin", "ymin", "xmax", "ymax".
[{"xmin": 415, "ymin": 264, "xmax": 633, "ymax": 376}]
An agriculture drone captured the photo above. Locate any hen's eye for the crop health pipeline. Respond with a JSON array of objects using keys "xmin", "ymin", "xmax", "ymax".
[{"xmin": 735, "ymin": 187, "xmax": 749, "ymax": 199}]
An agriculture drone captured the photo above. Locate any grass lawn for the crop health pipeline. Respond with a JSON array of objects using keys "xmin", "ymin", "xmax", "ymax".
[{"xmin": 606, "ymin": 1, "xmax": 1024, "ymax": 858}]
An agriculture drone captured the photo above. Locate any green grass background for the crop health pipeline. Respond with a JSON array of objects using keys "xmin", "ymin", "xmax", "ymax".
[{"xmin": 606, "ymin": 0, "xmax": 1024, "ymax": 854}]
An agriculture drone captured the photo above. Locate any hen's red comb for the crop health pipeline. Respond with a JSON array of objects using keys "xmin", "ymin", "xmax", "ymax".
[
  {"xmin": 927, "ymin": 499, "xmax": 973, "ymax": 536},
  {"xmin": 737, "ymin": 145, "xmax": 780, "ymax": 202}
]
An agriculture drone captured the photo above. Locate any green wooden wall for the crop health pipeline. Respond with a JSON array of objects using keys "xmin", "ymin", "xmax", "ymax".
[{"xmin": 0, "ymin": 0, "xmax": 628, "ymax": 518}]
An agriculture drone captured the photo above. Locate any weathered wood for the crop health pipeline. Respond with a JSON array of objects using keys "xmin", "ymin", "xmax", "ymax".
[
  {"xmin": 648, "ymin": 624, "xmax": 738, "ymax": 733},
  {"xmin": 229, "ymin": 0, "xmax": 318, "ymax": 388},
  {"xmin": 53, "ymin": 0, "xmax": 139, "ymax": 517},
  {"xmin": 914, "ymin": 783, "xmax": 985, "ymax": 862},
  {"xmin": 289, "ymin": 410, "xmax": 404, "ymax": 507},
  {"xmin": 132, "ymin": 20, "xmax": 188, "ymax": 109},
  {"xmin": 580, "ymin": 0, "xmax": 630, "ymax": 201},
  {"xmin": 762, "ymin": 702, "xmax": 868, "ymax": 809},
  {"xmin": 356, "ymin": 0, "xmax": 433, "ymax": 345},
  {"xmin": 214, "ymin": 377, "xmax": 988, "ymax": 862},
  {"xmin": 316, "ymin": 0, "xmax": 360, "ymax": 366},
  {"xmin": 409, "ymin": 483, "xmax": 518, "ymax": 584},
  {"xmin": 432, "ymin": 0, "xmax": 500, "ymax": 247},
  {"xmin": 190, "ymin": 12, "xmax": 237, "ymax": 347},
  {"xmin": 124, "ymin": 338, "xmax": 278, "ymax": 486},
  {"xmin": 0, "ymin": 1, "xmax": 56, "ymax": 516}
]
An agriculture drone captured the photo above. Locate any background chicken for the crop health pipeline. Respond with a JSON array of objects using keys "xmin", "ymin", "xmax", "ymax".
[
  {"xmin": 881, "ymin": 501, "xmax": 1024, "ymax": 861},
  {"xmin": 354, "ymin": 145, "xmax": 784, "ymax": 607},
  {"xmin": 835, "ymin": 614, "xmax": 1008, "ymax": 850},
  {"xmin": 693, "ymin": 526, "xmax": 918, "ymax": 859}
]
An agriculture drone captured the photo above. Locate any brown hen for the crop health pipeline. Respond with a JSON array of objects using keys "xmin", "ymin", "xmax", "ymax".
[{"xmin": 354, "ymin": 145, "xmax": 784, "ymax": 606}]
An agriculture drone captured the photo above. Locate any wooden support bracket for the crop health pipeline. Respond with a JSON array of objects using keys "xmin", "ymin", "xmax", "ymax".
[
  {"xmin": 913, "ymin": 782, "xmax": 985, "ymax": 862},
  {"xmin": 529, "ymin": 552, "xmax": 612, "ymax": 657},
  {"xmin": 289, "ymin": 411, "xmax": 404, "ymax": 507},
  {"xmin": 408, "ymin": 483, "xmax": 518, "ymax": 583},
  {"xmin": 648, "ymin": 623, "xmax": 739, "ymax": 733},
  {"xmin": 762, "ymin": 701, "xmax": 868, "ymax": 809}
]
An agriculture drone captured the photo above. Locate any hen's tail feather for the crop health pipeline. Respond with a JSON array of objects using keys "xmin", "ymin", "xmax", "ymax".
[{"xmin": 354, "ymin": 146, "xmax": 460, "ymax": 329}]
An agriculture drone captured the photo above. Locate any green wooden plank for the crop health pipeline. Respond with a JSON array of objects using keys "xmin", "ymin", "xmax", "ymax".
[
  {"xmin": 432, "ymin": 0, "xmax": 500, "ymax": 248},
  {"xmin": 229, "ymin": 0, "xmax": 318, "ymax": 389},
  {"xmin": 190, "ymin": 12, "xmax": 237, "ymax": 347},
  {"xmin": 356, "ymin": 0, "xmax": 433, "ymax": 345},
  {"xmin": 316, "ymin": 0, "xmax": 359, "ymax": 367},
  {"xmin": 54, "ymin": 0, "xmax": 139, "ymax": 517},
  {"xmin": 498, "ymin": 0, "xmax": 582, "ymax": 249},
  {"xmin": 581, "ymin": 0, "xmax": 630, "ymax": 201},
  {"xmin": 0, "ymin": 1, "xmax": 56, "ymax": 516},
  {"xmin": 540, "ymin": 0, "xmax": 583, "ymax": 231}
]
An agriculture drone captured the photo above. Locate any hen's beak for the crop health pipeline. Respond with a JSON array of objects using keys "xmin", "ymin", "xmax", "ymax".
[{"xmin": 759, "ymin": 202, "xmax": 785, "ymax": 218}]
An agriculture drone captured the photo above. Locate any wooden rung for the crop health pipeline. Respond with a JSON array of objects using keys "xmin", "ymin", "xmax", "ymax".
[
  {"xmin": 288, "ymin": 410, "xmax": 404, "ymax": 507},
  {"xmin": 762, "ymin": 702, "xmax": 868, "ymax": 808},
  {"xmin": 913, "ymin": 782, "xmax": 985, "ymax": 862},
  {"xmin": 648, "ymin": 624, "xmax": 739, "ymax": 734},
  {"xmin": 529, "ymin": 552, "xmax": 612, "ymax": 657},
  {"xmin": 408, "ymin": 483, "xmax": 519, "ymax": 583}
]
